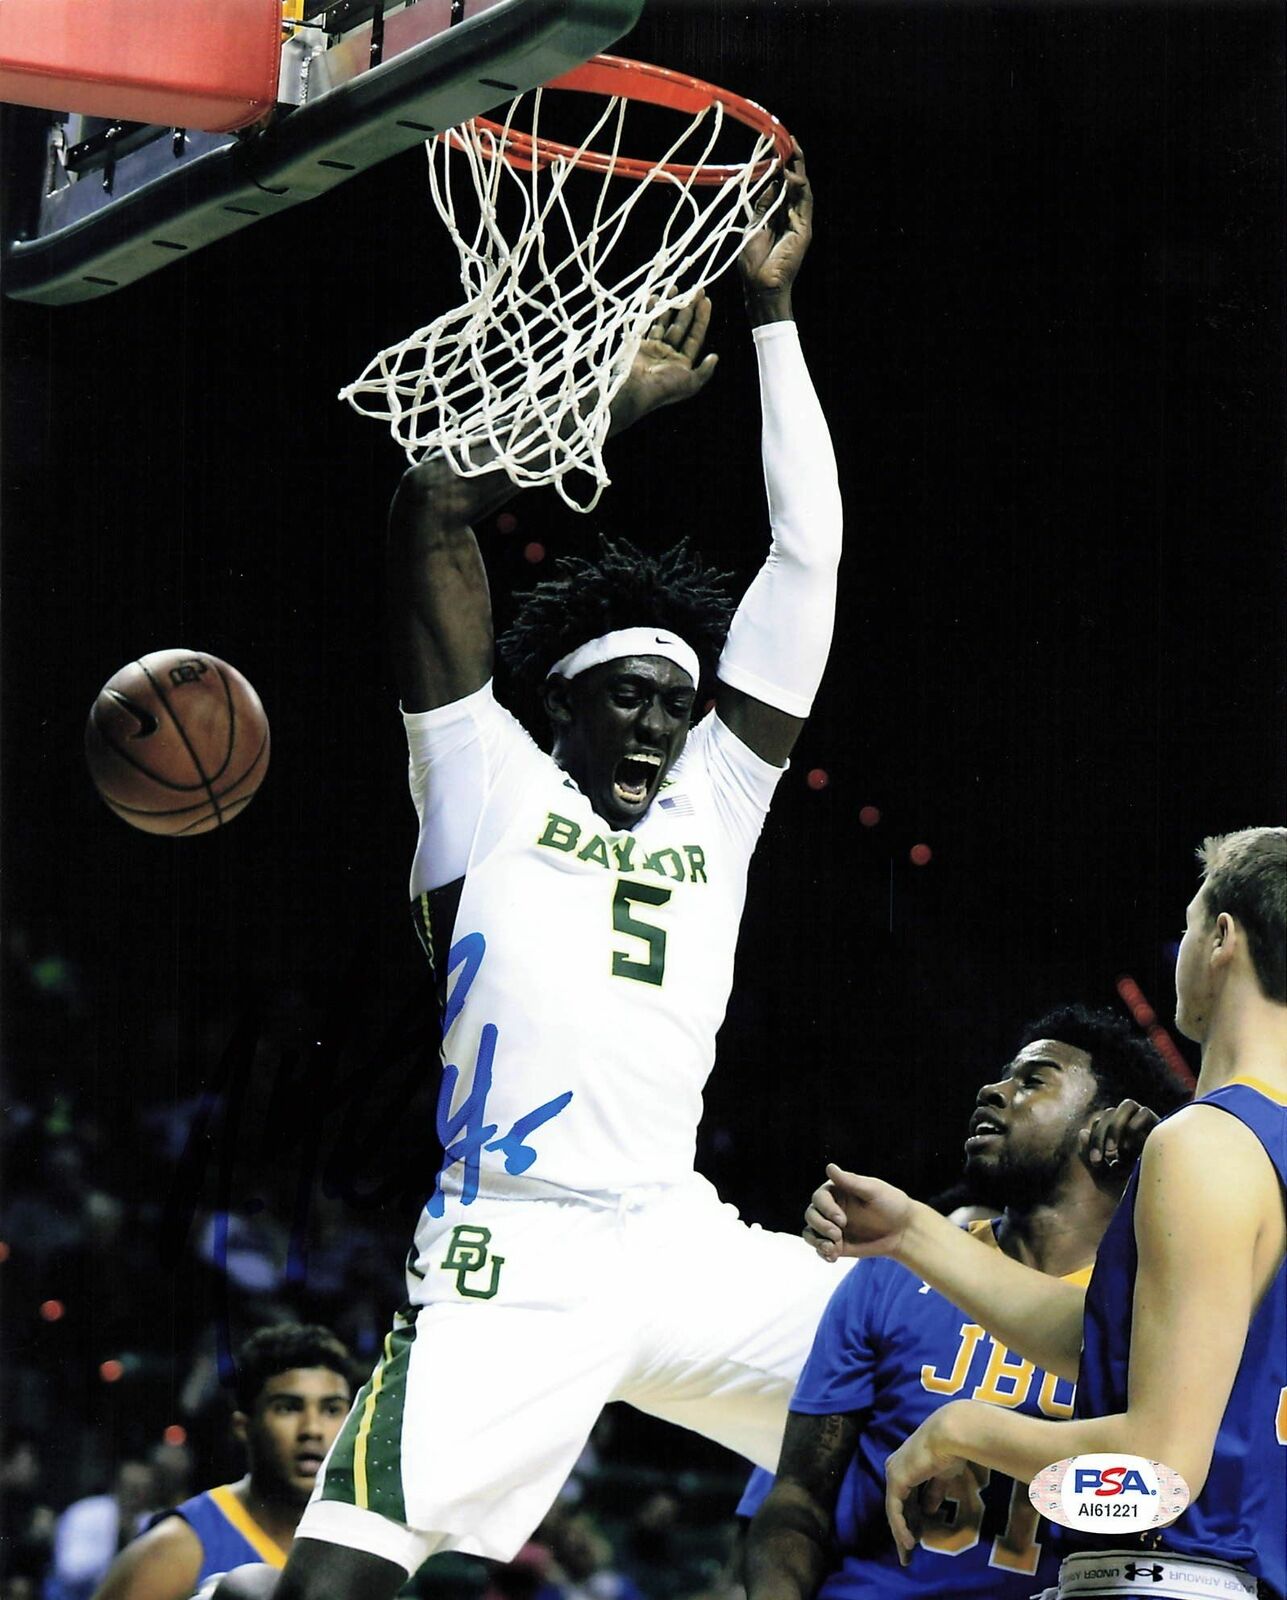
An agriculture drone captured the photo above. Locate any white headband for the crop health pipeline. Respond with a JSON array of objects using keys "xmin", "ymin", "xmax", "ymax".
[{"xmin": 546, "ymin": 627, "xmax": 701, "ymax": 687}]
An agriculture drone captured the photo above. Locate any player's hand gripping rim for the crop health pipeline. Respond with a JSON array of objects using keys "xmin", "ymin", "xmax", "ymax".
[
  {"xmin": 803, "ymin": 1163, "xmax": 913, "ymax": 1263},
  {"xmin": 738, "ymin": 140, "xmax": 812, "ymax": 302}
]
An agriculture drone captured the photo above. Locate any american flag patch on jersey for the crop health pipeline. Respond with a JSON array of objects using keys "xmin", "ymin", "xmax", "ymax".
[{"xmin": 658, "ymin": 793, "xmax": 694, "ymax": 816}]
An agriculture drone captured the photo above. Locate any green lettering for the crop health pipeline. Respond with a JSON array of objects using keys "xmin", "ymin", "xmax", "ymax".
[
  {"xmin": 683, "ymin": 845, "xmax": 708, "ymax": 884},
  {"xmin": 538, "ymin": 813, "xmax": 581, "ymax": 852},
  {"xmin": 610, "ymin": 836, "xmax": 638, "ymax": 872},
  {"xmin": 442, "ymin": 1225, "xmax": 505, "ymax": 1299},
  {"xmin": 443, "ymin": 1225, "xmax": 492, "ymax": 1271},
  {"xmin": 577, "ymin": 834, "xmax": 612, "ymax": 869},
  {"xmin": 643, "ymin": 847, "xmax": 686, "ymax": 882}
]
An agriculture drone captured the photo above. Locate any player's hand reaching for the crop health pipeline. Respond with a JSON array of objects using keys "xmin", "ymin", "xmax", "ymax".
[
  {"xmin": 738, "ymin": 143, "xmax": 812, "ymax": 312},
  {"xmin": 609, "ymin": 295, "xmax": 718, "ymax": 433},
  {"xmin": 1080, "ymin": 1098, "xmax": 1161, "ymax": 1176},
  {"xmin": 883, "ymin": 1406, "xmax": 977, "ymax": 1567},
  {"xmin": 804, "ymin": 1163, "xmax": 913, "ymax": 1263}
]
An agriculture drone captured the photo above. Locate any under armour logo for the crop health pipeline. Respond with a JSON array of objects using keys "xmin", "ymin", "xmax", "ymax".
[
  {"xmin": 441, "ymin": 1223, "xmax": 504, "ymax": 1299},
  {"xmin": 1124, "ymin": 1564, "xmax": 1165, "ymax": 1583},
  {"xmin": 169, "ymin": 658, "xmax": 208, "ymax": 686}
]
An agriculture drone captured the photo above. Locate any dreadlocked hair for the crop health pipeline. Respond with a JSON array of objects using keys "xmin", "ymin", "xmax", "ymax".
[{"xmin": 498, "ymin": 535, "xmax": 736, "ymax": 689}]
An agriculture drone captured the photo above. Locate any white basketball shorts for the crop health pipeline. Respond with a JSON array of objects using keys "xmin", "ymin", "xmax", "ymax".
[{"xmin": 297, "ymin": 1173, "xmax": 851, "ymax": 1571}]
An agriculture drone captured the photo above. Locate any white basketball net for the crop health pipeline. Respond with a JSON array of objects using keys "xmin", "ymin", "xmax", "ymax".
[{"xmin": 339, "ymin": 83, "xmax": 785, "ymax": 512}]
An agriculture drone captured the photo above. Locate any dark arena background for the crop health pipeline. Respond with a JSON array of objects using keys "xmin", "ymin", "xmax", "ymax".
[{"xmin": 1, "ymin": 3, "xmax": 1283, "ymax": 1596}]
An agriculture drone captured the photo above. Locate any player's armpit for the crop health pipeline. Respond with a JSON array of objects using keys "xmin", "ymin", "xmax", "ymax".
[
  {"xmin": 90, "ymin": 1517, "xmax": 204, "ymax": 1600},
  {"xmin": 744, "ymin": 1410, "xmax": 859, "ymax": 1600},
  {"xmin": 1123, "ymin": 1104, "xmax": 1284, "ymax": 1497},
  {"xmin": 714, "ymin": 682, "xmax": 802, "ymax": 770}
]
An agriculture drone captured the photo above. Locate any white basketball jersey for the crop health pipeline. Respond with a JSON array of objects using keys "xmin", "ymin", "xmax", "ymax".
[{"xmin": 403, "ymin": 682, "xmax": 783, "ymax": 1196}]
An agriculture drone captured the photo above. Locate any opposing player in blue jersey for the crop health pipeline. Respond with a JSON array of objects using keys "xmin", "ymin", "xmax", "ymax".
[
  {"xmin": 742, "ymin": 1006, "xmax": 1185, "ymax": 1599},
  {"xmin": 92, "ymin": 1327, "xmax": 354, "ymax": 1600},
  {"xmin": 807, "ymin": 828, "xmax": 1287, "ymax": 1600}
]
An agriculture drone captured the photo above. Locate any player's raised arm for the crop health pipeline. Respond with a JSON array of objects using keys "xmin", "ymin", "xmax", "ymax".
[
  {"xmin": 387, "ymin": 456, "xmax": 502, "ymax": 714},
  {"xmin": 744, "ymin": 1412, "xmax": 860, "ymax": 1600},
  {"xmin": 716, "ymin": 148, "xmax": 844, "ymax": 766},
  {"xmin": 806, "ymin": 1166, "xmax": 1085, "ymax": 1381},
  {"xmin": 388, "ymin": 299, "xmax": 719, "ymax": 714}
]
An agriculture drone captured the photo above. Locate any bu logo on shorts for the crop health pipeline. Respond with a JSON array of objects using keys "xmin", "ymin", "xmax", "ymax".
[{"xmin": 442, "ymin": 1224, "xmax": 505, "ymax": 1299}]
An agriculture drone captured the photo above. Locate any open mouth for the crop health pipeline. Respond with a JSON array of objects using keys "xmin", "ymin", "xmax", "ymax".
[
  {"xmin": 965, "ymin": 1114, "xmax": 1005, "ymax": 1152},
  {"xmin": 612, "ymin": 751, "xmax": 663, "ymax": 807},
  {"xmin": 294, "ymin": 1454, "xmax": 325, "ymax": 1478}
]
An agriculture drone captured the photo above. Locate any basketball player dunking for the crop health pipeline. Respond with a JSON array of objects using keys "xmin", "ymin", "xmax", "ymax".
[
  {"xmin": 806, "ymin": 829, "xmax": 1287, "ymax": 1600},
  {"xmin": 275, "ymin": 151, "xmax": 852, "ymax": 1600}
]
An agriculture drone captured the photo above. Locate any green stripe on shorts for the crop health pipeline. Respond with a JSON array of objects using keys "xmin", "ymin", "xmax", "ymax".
[{"xmin": 322, "ymin": 1311, "xmax": 418, "ymax": 1522}]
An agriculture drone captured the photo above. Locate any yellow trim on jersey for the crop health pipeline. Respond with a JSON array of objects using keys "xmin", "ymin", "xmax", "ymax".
[
  {"xmin": 353, "ymin": 1330, "xmax": 395, "ymax": 1509},
  {"xmin": 1223, "ymin": 1074, "xmax": 1287, "ymax": 1106},
  {"xmin": 967, "ymin": 1217, "xmax": 1093, "ymax": 1286},
  {"xmin": 206, "ymin": 1486, "xmax": 287, "ymax": 1569}
]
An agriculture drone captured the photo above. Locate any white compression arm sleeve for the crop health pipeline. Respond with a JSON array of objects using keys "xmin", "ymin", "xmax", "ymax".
[{"xmin": 717, "ymin": 320, "xmax": 843, "ymax": 718}]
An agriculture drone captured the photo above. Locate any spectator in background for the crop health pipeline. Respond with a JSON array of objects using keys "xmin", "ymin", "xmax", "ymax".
[
  {"xmin": 547, "ymin": 1514, "xmax": 643, "ymax": 1600},
  {"xmin": 482, "ymin": 1524, "xmax": 565, "ymax": 1600},
  {"xmin": 90, "ymin": 1327, "xmax": 353, "ymax": 1600},
  {"xmin": 0, "ymin": 1435, "xmax": 56, "ymax": 1585},
  {"xmin": 4, "ymin": 1142, "xmax": 97, "ymax": 1276},
  {"xmin": 46, "ymin": 1462, "xmax": 155, "ymax": 1600},
  {"xmin": 618, "ymin": 1491, "xmax": 712, "ymax": 1600},
  {"xmin": 144, "ymin": 1444, "xmax": 194, "ymax": 1517}
]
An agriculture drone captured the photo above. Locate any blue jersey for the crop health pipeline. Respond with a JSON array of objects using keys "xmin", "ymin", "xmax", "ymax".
[
  {"xmin": 742, "ymin": 1222, "xmax": 1089, "ymax": 1598},
  {"xmin": 1075, "ymin": 1078, "xmax": 1286, "ymax": 1597},
  {"xmin": 148, "ymin": 1486, "xmax": 286, "ymax": 1585}
]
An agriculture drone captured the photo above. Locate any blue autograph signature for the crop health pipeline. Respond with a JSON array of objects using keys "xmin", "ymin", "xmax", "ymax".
[{"xmin": 426, "ymin": 931, "xmax": 573, "ymax": 1216}]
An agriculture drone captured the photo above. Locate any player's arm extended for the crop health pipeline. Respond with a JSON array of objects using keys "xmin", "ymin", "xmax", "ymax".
[
  {"xmin": 90, "ymin": 1517, "xmax": 204, "ymax": 1600},
  {"xmin": 744, "ymin": 1411, "xmax": 861, "ymax": 1600},
  {"xmin": 882, "ymin": 1106, "xmax": 1279, "ymax": 1560},
  {"xmin": 808, "ymin": 1166, "xmax": 1085, "ymax": 1380},
  {"xmin": 716, "ymin": 149, "xmax": 844, "ymax": 767},
  {"xmin": 389, "ymin": 299, "xmax": 719, "ymax": 713}
]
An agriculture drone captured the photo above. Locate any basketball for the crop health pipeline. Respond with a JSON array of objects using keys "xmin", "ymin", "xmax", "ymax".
[{"xmin": 85, "ymin": 649, "xmax": 270, "ymax": 836}]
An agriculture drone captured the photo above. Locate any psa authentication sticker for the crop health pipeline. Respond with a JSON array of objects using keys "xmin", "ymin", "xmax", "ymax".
[{"xmin": 1028, "ymin": 1454, "xmax": 1190, "ymax": 1532}]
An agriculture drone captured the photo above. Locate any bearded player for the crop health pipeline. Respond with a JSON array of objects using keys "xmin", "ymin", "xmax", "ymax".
[
  {"xmin": 279, "ymin": 153, "xmax": 850, "ymax": 1600},
  {"xmin": 741, "ymin": 1006, "xmax": 1185, "ymax": 1600}
]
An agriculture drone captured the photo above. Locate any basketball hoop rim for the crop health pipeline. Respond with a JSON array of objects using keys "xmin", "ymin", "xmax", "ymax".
[{"xmin": 459, "ymin": 54, "xmax": 793, "ymax": 185}]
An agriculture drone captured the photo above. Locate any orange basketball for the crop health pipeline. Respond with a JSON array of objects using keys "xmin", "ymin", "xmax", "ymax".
[{"xmin": 85, "ymin": 649, "xmax": 270, "ymax": 836}]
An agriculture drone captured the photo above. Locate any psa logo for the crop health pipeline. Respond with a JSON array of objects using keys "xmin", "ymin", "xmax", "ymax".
[
  {"xmin": 1028, "ymin": 1454, "xmax": 1190, "ymax": 1533},
  {"xmin": 1074, "ymin": 1465, "xmax": 1156, "ymax": 1496}
]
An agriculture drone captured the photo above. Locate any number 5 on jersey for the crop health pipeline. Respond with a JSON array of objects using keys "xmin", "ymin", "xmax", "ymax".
[{"xmin": 612, "ymin": 881, "xmax": 671, "ymax": 986}]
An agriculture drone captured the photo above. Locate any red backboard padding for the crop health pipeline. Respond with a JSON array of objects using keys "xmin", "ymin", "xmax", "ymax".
[{"xmin": 0, "ymin": 0, "xmax": 282, "ymax": 133}]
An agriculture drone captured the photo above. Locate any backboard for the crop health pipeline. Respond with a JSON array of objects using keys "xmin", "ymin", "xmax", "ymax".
[{"xmin": 0, "ymin": 0, "xmax": 644, "ymax": 305}]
